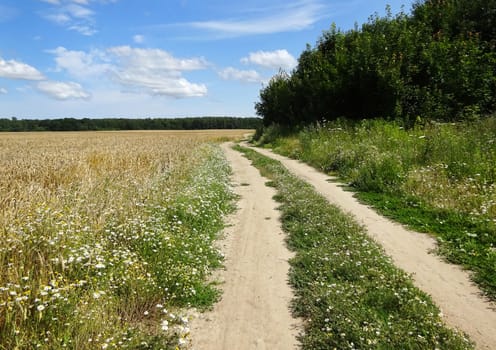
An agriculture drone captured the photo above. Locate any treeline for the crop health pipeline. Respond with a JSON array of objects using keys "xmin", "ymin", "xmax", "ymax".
[
  {"xmin": 0, "ymin": 117, "xmax": 261, "ymax": 132},
  {"xmin": 256, "ymin": 0, "xmax": 496, "ymax": 127}
]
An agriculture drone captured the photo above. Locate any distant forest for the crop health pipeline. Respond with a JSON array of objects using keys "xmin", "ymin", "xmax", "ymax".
[{"xmin": 0, "ymin": 117, "xmax": 261, "ymax": 131}]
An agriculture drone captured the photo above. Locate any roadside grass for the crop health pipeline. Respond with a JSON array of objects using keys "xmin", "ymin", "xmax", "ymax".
[
  {"xmin": 234, "ymin": 145, "xmax": 473, "ymax": 349},
  {"xmin": 0, "ymin": 132, "xmax": 236, "ymax": 349},
  {"xmin": 260, "ymin": 118, "xmax": 496, "ymax": 300}
]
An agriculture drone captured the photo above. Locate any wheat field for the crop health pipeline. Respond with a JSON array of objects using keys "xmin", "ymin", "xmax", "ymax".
[{"xmin": 0, "ymin": 130, "xmax": 248, "ymax": 349}]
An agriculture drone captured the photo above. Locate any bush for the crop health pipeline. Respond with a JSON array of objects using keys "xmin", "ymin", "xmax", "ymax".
[{"xmin": 353, "ymin": 153, "xmax": 405, "ymax": 193}]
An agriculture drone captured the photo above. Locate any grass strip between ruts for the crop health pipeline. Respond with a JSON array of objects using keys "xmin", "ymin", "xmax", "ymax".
[{"xmin": 234, "ymin": 144, "xmax": 473, "ymax": 350}]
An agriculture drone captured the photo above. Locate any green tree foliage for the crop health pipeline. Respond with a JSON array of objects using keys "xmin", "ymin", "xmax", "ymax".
[
  {"xmin": 256, "ymin": 0, "xmax": 496, "ymax": 126},
  {"xmin": 255, "ymin": 71, "xmax": 295, "ymax": 126}
]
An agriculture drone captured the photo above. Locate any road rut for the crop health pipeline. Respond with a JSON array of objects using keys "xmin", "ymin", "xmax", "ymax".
[{"xmin": 190, "ymin": 143, "xmax": 300, "ymax": 350}]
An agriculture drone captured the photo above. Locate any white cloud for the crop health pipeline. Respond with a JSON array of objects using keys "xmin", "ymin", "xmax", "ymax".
[
  {"xmin": 68, "ymin": 24, "xmax": 97, "ymax": 36},
  {"xmin": 40, "ymin": 0, "xmax": 116, "ymax": 35},
  {"xmin": 72, "ymin": 0, "xmax": 90, "ymax": 6},
  {"xmin": 219, "ymin": 67, "xmax": 264, "ymax": 83},
  {"xmin": 45, "ymin": 12, "xmax": 71, "ymax": 24},
  {"xmin": 188, "ymin": 0, "xmax": 327, "ymax": 37},
  {"xmin": 108, "ymin": 46, "xmax": 208, "ymax": 71},
  {"xmin": 112, "ymin": 72, "xmax": 207, "ymax": 98},
  {"xmin": 133, "ymin": 34, "xmax": 144, "ymax": 44},
  {"xmin": 65, "ymin": 3, "xmax": 93, "ymax": 19},
  {"xmin": 47, "ymin": 45, "xmax": 209, "ymax": 98},
  {"xmin": 48, "ymin": 46, "xmax": 112, "ymax": 78},
  {"xmin": 108, "ymin": 46, "xmax": 208, "ymax": 98},
  {"xmin": 241, "ymin": 49, "xmax": 297, "ymax": 70},
  {"xmin": 0, "ymin": 57, "xmax": 45, "ymax": 80},
  {"xmin": 36, "ymin": 81, "xmax": 90, "ymax": 100},
  {"xmin": 0, "ymin": 87, "xmax": 7, "ymax": 94}
]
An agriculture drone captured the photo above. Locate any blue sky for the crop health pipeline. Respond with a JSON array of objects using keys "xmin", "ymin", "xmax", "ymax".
[{"xmin": 0, "ymin": 0, "xmax": 413, "ymax": 118}]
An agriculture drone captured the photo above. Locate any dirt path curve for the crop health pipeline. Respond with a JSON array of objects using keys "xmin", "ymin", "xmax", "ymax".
[
  {"xmin": 248, "ymin": 144, "xmax": 496, "ymax": 350},
  {"xmin": 190, "ymin": 143, "xmax": 300, "ymax": 350}
]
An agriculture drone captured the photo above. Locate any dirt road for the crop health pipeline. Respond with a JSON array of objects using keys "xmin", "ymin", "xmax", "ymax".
[
  {"xmin": 190, "ymin": 143, "xmax": 300, "ymax": 350},
  {"xmin": 250, "ymin": 145, "xmax": 496, "ymax": 350}
]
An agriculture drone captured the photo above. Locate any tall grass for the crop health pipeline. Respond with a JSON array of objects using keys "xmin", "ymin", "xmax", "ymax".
[
  {"xmin": 261, "ymin": 118, "xmax": 496, "ymax": 299},
  {"xmin": 0, "ymin": 131, "xmax": 241, "ymax": 349}
]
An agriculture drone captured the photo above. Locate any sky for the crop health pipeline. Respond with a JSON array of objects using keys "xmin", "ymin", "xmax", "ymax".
[{"xmin": 0, "ymin": 0, "xmax": 413, "ymax": 119}]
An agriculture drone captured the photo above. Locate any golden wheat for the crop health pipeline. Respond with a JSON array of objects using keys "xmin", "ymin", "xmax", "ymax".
[
  {"xmin": 0, "ymin": 129, "xmax": 248, "ymax": 349},
  {"xmin": 0, "ymin": 130, "xmax": 246, "ymax": 227}
]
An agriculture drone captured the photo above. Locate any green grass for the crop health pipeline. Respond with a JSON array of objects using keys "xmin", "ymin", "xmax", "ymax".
[
  {"xmin": 234, "ymin": 145, "xmax": 473, "ymax": 350},
  {"xmin": 259, "ymin": 118, "xmax": 496, "ymax": 300}
]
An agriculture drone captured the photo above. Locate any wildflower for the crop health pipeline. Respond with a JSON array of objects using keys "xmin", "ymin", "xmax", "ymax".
[
  {"xmin": 161, "ymin": 320, "xmax": 169, "ymax": 331},
  {"xmin": 37, "ymin": 305, "xmax": 46, "ymax": 312}
]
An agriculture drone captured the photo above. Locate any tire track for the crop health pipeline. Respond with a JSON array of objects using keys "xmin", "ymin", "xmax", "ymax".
[{"xmin": 190, "ymin": 143, "xmax": 300, "ymax": 350}]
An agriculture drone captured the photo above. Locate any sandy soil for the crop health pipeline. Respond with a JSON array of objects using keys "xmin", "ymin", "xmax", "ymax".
[
  {"xmin": 190, "ymin": 143, "xmax": 300, "ymax": 350},
  {"xmin": 250, "ymin": 145, "xmax": 496, "ymax": 350}
]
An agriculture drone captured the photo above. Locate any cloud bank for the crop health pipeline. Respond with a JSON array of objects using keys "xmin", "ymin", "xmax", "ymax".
[{"xmin": 49, "ymin": 46, "xmax": 209, "ymax": 98}]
